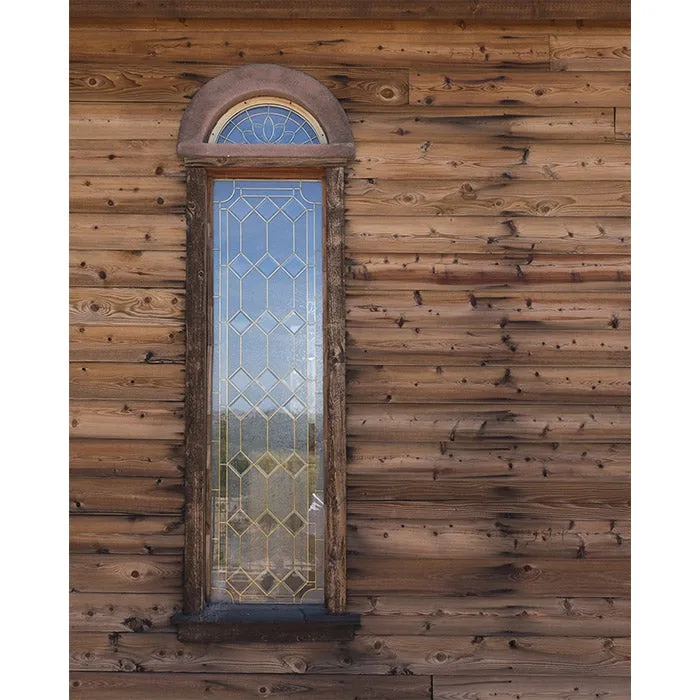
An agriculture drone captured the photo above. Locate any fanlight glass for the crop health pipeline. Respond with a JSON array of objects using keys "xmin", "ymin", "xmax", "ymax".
[
  {"xmin": 210, "ymin": 179, "xmax": 324, "ymax": 604},
  {"xmin": 210, "ymin": 101, "xmax": 325, "ymax": 145}
]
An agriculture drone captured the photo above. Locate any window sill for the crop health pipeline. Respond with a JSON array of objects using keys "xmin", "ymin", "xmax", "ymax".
[{"xmin": 172, "ymin": 604, "xmax": 361, "ymax": 643}]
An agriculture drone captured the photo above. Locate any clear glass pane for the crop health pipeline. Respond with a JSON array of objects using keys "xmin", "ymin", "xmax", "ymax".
[
  {"xmin": 211, "ymin": 179, "xmax": 324, "ymax": 604},
  {"xmin": 215, "ymin": 105, "xmax": 322, "ymax": 145}
]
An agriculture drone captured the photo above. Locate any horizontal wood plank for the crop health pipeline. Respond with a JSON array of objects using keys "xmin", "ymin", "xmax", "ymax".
[
  {"xmin": 348, "ymin": 442, "xmax": 630, "ymax": 479},
  {"xmin": 69, "ymin": 325, "xmax": 185, "ymax": 363},
  {"xmin": 346, "ymin": 253, "xmax": 629, "ymax": 289},
  {"xmin": 70, "ymin": 363, "xmax": 184, "ymax": 400},
  {"xmin": 410, "ymin": 71, "xmax": 630, "ymax": 107},
  {"xmin": 70, "ymin": 630, "xmax": 630, "ymax": 675},
  {"xmin": 349, "ymin": 142, "xmax": 630, "ymax": 180},
  {"xmin": 346, "ymin": 179, "xmax": 630, "ymax": 217},
  {"xmin": 349, "ymin": 107, "xmax": 616, "ymax": 142},
  {"xmin": 433, "ymin": 675, "xmax": 630, "ymax": 699},
  {"xmin": 70, "ymin": 593, "xmax": 182, "ymax": 631},
  {"xmin": 70, "ymin": 250, "xmax": 186, "ymax": 287},
  {"xmin": 346, "ymin": 289, "xmax": 629, "ymax": 330},
  {"xmin": 69, "ymin": 2, "xmax": 631, "ymax": 21},
  {"xmin": 345, "ymin": 216, "xmax": 630, "ymax": 255},
  {"xmin": 346, "ymin": 365, "xmax": 630, "ymax": 404},
  {"xmin": 70, "ymin": 288, "xmax": 184, "ymax": 326},
  {"xmin": 615, "ymin": 107, "xmax": 630, "ymax": 140},
  {"xmin": 348, "ymin": 404, "xmax": 629, "ymax": 444},
  {"xmin": 71, "ymin": 139, "xmax": 182, "ymax": 177},
  {"xmin": 70, "ymin": 177, "xmax": 185, "ymax": 214},
  {"xmin": 70, "ymin": 27, "xmax": 550, "ymax": 68},
  {"xmin": 70, "ymin": 593, "xmax": 629, "ymax": 638},
  {"xmin": 70, "ymin": 213, "xmax": 185, "ymax": 250},
  {"xmin": 70, "ymin": 515, "xmax": 184, "ymax": 553},
  {"xmin": 550, "ymin": 33, "xmax": 630, "ymax": 71},
  {"xmin": 69, "ymin": 672, "xmax": 431, "ymax": 699},
  {"xmin": 70, "ymin": 554, "xmax": 183, "ymax": 593},
  {"xmin": 351, "ymin": 595, "xmax": 630, "ymax": 638},
  {"xmin": 70, "ymin": 63, "xmax": 409, "ymax": 106},
  {"xmin": 70, "ymin": 477, "xmax": 183, "ymax": 514},
  {"xmin": 70, "ymin": 438, "xmax": 183, "ymax": 476},
  {"xmin": 347, "ymin": 327, "xmax": 629, "ymax": 366},
  {"xmin": 348, "ymin": 518, "xmax": 628, "ymax": 559},
  {"xmin": 347, "ymin": 556, "xmax": 629, "ymax": 597},
  {"xmin": 70, "ymin": 400, "xmax": 184, "ymax": 440},
  {"xmin": 70, "ymin": 103, "xmax": 185, "ymax": 140}
]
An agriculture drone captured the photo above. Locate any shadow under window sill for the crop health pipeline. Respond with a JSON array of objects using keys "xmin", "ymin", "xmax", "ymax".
[{"xmin": 172, "ymin": 603, "xmax": 361, "ymax": 643}]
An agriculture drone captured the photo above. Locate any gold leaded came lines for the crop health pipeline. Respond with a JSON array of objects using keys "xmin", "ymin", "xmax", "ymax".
[{"xmin": 210, "ymin": 179, "xmax": 324, "ymax": 604}]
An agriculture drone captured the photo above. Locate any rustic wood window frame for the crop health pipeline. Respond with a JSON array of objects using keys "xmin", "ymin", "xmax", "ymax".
[{"xmin": 173, "ymin": 65, "xmax": 358, "ymax": 642}]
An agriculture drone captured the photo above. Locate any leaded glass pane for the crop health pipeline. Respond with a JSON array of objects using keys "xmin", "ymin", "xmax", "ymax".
[
  {"xmin": 211, "ymin": 179, "xmax": 324, "ymax": 605},
  {"xmin": 214, "ymin": 104, "xmax": 323, "ymax": 145}
]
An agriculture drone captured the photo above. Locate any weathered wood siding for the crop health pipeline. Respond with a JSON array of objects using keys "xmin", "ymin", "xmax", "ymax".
[{"xmin": 69, "ymin": 17, "xmax": 630, "ymax": 699}]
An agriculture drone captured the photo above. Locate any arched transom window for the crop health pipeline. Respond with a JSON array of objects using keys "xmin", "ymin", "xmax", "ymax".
[{"xmin": 209, "ymin": 98, "xmax": 327, "ymax": 145}]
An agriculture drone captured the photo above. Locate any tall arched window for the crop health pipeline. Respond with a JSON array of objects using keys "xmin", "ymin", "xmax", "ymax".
[{"xmin": 174, "ymin": 65, "xmax": 357, "ymax": 642}]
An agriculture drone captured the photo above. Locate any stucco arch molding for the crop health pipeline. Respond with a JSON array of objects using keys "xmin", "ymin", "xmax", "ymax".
[{"xmin": 177, "ymin": 64, "xmax": 355, "ymax": 164}]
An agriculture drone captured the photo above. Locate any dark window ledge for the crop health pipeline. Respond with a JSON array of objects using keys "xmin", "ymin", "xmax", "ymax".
[{"xmin": 172, "ymin": 604, "xmax": 361, "ymax": 643}]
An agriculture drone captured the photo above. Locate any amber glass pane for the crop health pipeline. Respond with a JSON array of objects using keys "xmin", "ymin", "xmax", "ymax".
[{"xmin": 210, "ymin": 179, "xmax": 324, "ymax": 604}]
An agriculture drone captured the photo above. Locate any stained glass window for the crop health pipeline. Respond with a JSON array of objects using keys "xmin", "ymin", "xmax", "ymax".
[
  {"xmin": 210, "ymin": 179, "xmax": 324, "ymax": 604},
  {"xmin": 211, "ymin": 101, "xmax": 325, "ymax": 145}
]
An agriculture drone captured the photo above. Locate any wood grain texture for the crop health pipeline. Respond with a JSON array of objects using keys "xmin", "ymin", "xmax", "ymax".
[
  {"xmin": 70, "ymin": 630, "xmax": 630, "ymax": 675},
  {"xmin": 70, "ymin": 362, "xmax": 184, "ymax": 400},
  {"xmin": 349, "ymin": 142, "xmax": 630, "ymax": 180},
  {"xmin": 69, "ymin": 12, "xmax": 630, "ymax": 693},
  {"xmin": 69, "ymin": 400, "xmax": 184, "ymax": 440},
  {"xmin": 550, "ymin": 33, "xmax": 630, "ymax": 71},
  {"xmin": 183, "ymin": 167, "xmax": 208, "ymax": 615},
  {"xmin": 69, "ymin": 325, "xmax": 185, "ymax": 363},
  {"xmin": 615, "ymin": 108, "xmax": 630, "ymax": 140},
  {"xmin": 346, "ymin": 289, "xmax": 629, "ymax": 330},
  {"xmin": 346, "ymin": 179, "xmax": 630, "ymax": 217},
  {"xmin": 71, "ymin": 139, "xmax": 183, "ymax": 177},
  {"xmin": 70, "ymin": 176, "xmax": 185, "ymax": 214},
  {"xmin": 347, "ymin": 442, "xmax": 630, "ymax": 479},
  {"xmin": 347, "ymin": 327, "xmax": 630, "ymax": 366},
  {"xmin": 70, "ymin": 63, "xmax": 409, "ymax": 106},
  {"xmin": 324, "ymin": 166, "xmax": 349, "ymax": 613},
  {"xmin": 70, "ymin": 438, "xmax": 184, "ymax": 477},
  {"xmin": 350, "ymin": 595, "xmax": 629, "ymax": 638},
  {"xmin": 346, "ymin": 365, "xmax": 630, "ymax": 404},
  {"xmin": 410, "ymin": 71, "xmax": 630, "ymax": 107},
  {"xmin": 70, "ymin": 250, "xmax": 186, "ymax": 287},
  {"xmin": 349, "ymin": 107, "xmax": 616, "ymax": 142},
  {"xmin": 70, "ymin": 213, "xmax": 185, "ymax": 250},
  {"xmin": 71, "ymin": 103, "xmax": 185, "ymax": 140},
  {"xmin": 347, "ymin": 404, "xmax": 629, "ymax": 444},
  {"xmin": 433, "ymin": 675, "xmax": 630, "ymax": 699},
  {"xmin": 70, "ymin": 288, "xmax": 184, "ymax": 325},
  {"xmin": 70, "ymin": 477, "xmax": 184, "ymax": 514},
  {"xmin": 69, "ymin": 1, "xmax": 631, "ymax": 21},
  {"xmin": 70, "ymin": 515, "xmax": 184, "ymax": 554},
  {"xmin": 345, "ymin": 216, "xmax": 630, "ymax": 255},
  {"xmin": 345, "ymin": 253, "xmax": 629, "ymax": 289},
  {"xmin": 70, "ymin": 593, "xmax": 182, "ymax": 631},
  {"xmin": 70, "ymin": 27, "xmax": 550, "ymax": 68},
  {"xmin": 71, "ymin": 554, "xmax": 183, "ymax": 593},
  {"xmin": 69, "ymin": 672, "xmax": 431, "ymax": 699},
  {"xmin": 348, "ymin": 518, "xmax": 628, "ymax": 560},
  {"xmin": 70, "ymin": 593, "xmax": 628, "ymax": 637}
]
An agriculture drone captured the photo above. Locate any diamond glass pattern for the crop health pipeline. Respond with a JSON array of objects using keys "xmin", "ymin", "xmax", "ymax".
[
  {"xmin": 211, "ymin": 179, "xmax": 324, "ymax": 604},
  {"xmin": 214, "ymin": 105, "xmax": 322, "ymax": 145}
]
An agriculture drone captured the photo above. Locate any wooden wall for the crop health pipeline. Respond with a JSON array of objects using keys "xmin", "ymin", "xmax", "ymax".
[{"xmin": 69, "ymin": 17, "xmax": 631, "ymax": 699}]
